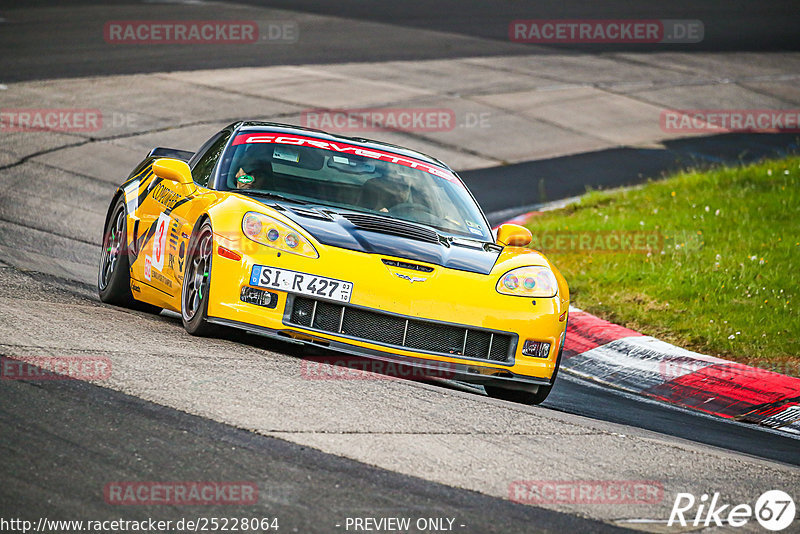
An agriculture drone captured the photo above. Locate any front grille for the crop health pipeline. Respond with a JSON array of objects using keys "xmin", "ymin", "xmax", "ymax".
[
  {"xmin": 287, "ymin": 296, "xmax": 514, "ymax": 363},
  {"xmin": 313, "ymin": 300, "xmax": 342, "ymax": 332},
  {"xmin": 343, "ymin": 213, "xmax": 441, "ymax": 244}
]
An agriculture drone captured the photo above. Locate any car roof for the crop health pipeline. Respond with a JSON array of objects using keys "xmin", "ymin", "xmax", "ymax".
[{"xmin": 233, "ymin": 121, "xmax": 452, "ymax": 171}]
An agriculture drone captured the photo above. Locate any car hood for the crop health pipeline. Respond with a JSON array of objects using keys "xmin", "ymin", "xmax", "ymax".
[{"xmin": 264, "ymin": 202, "xmax": 501, "ymax": 275}]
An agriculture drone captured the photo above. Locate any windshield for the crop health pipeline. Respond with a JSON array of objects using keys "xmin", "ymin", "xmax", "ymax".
[{"xmin": 218, "ymin": 132, "xmax": 492, "ymax": 240}]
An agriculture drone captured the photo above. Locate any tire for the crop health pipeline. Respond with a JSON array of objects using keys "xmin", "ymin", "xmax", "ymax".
[
  {"xmin": 485, "ymin": 320, "xmax": 567, "ymax": 405},
  {"xmin": 181, "ymin": 219, "xmax": 219, "ymax": 336},
  {"xmin": 98, "ymin": 196, "xmax": 161, "ymax": 314},
  {"xmin": 485, "ymin": 383, "xmax": 553, "ymax": 405}
]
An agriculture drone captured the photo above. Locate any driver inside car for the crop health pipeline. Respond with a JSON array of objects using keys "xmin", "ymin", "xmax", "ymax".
[
  {"xmin": 358, "ymin": 164, "xmax": 439, "ymax": 215},
  {"xmin": 359, "ymin": 175, "xmax": 411, "ymax": 212},
  {"xmin": 232, "ymin": 147, "xmax": 273, "ymax": 190}
]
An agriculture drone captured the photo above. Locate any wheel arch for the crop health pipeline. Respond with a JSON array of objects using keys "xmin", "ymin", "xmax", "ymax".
[
  {"xmin": 102, "ymin": 189, "xmax": 126, "ymax": 238},
  {"xmin": 191, "ymin": 212, "xmax": 213, "ymax": 233}
]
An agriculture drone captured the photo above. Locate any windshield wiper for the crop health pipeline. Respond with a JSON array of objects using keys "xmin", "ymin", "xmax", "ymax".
[{"xmin": 239, "ymin": 191, "xmax": 308, "ymax": 205}]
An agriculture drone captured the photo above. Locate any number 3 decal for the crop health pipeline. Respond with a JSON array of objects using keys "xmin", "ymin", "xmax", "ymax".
[{"xmin": 151, "ymin": 213, "xmax": 170, "ymax": 271}]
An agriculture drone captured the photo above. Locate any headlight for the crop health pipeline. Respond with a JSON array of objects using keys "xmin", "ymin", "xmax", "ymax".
[
  {"xmin": 242, "ymin": 212, "xmax": 319, "ymax": 258},
  {"xmin": 496, "ymin": 266, "xmax": 558, "ymax": 297}
]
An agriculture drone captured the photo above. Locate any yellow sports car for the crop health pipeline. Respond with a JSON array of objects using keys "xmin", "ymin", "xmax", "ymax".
[{"xmin": 98, "ymin": 122, "xmax": 569, "ymax": 404}]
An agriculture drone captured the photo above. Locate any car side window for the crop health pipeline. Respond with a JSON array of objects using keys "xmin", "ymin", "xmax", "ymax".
[{"xmin": 190, "ymin": 132, "xmax": 230, "ymax": 187}]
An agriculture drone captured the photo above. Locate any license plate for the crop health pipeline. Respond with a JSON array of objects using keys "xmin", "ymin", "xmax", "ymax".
[{"xmin": 250, "ymin": 265, "xmax": 353, "ymax": 303}]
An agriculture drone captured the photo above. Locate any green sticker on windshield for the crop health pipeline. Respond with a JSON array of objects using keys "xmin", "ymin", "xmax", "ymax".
[{"xmin": 237, "ymin": 174, "xmax": 255, "ymax": 184}]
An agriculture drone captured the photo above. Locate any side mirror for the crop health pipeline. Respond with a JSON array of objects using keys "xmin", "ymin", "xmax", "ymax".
[
  {"xmin": 496, "ymin": 223, "xmax": 532, "ymax": 247},
  {"xmin": 152, "ymin": 158, "xmax": 193, "ymax": 185}
]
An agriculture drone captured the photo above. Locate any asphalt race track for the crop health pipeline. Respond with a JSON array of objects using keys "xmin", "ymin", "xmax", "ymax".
[
  {"xmin": 1, "ymin": 362, "xmax": 624, "ymax": 534},
  {"xmin": 1, "ymin": 0, "xmax": 797, "ymax": 81},
  {"xmin": 1, "ymin": 1, "xmax": 799, "ymax": 532}
]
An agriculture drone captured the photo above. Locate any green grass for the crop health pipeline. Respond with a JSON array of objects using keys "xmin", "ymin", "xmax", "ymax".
[{"xmin": 525, "ymin": 156, "xmax": 799, "ymax": 376}]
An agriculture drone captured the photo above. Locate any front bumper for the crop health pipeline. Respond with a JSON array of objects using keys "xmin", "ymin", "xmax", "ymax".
[
  {"xmin": 207, "ymin": 234, "xmax": 567, "ymax": 383},
  {"xmin": 207, "ymin": 316, "xmax": 555, "ymax": 389},
  {"xmin": 284, "ymin": 294, "xmax": 518, "ymax": 365}
]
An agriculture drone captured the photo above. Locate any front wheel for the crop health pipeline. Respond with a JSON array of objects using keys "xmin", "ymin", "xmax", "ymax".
[
  {"xmin": 181, "ymin": 219, "xmax": 219, "ymax": 336},
  {"xmin": 485, "ymin": 322, "xmax": 566, "ymax": 405},
  {"xmin": 484, "ymin": 383, "xmax": 553, "ymax": 405}
]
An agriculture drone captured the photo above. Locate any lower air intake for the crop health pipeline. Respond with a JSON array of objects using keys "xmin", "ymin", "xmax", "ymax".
[{"xmin": 287, "ymin": 296, "xmax": 514, "ymax": 363}]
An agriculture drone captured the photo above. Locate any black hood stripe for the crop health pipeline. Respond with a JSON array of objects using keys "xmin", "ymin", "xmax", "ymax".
[{"xmin": 267, "ymin": 201, "xmax": 500, "ymax": 275}]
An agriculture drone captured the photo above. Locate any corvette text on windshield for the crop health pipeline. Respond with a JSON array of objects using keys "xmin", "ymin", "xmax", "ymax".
[{"xmin": 232, "ymin": 133, "xmax": 461, "ymax": 185}]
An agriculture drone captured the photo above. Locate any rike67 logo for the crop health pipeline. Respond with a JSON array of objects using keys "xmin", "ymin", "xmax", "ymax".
[{"xmin": 669, "ymin": 490, "xmax": 795, "ymax": 531}]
